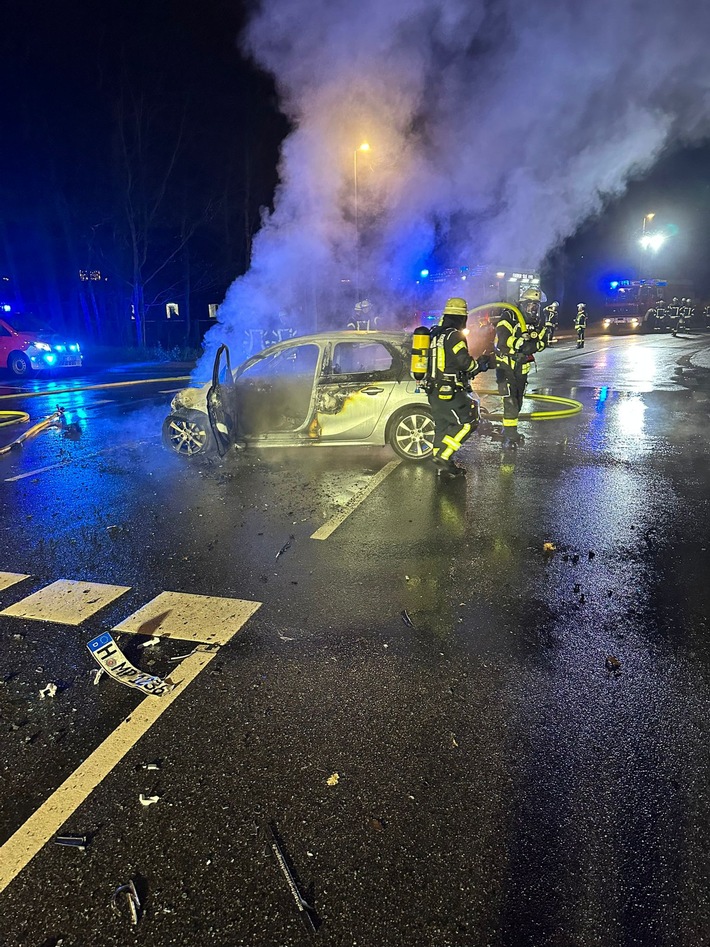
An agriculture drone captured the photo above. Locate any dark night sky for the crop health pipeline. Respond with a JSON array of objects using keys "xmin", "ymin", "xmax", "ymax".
[{"xmin": 2, "ymin": 0, "xmax": 710, "ymax": 331}]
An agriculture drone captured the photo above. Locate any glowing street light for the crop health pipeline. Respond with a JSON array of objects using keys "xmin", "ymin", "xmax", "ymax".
[
  {"xmin": 642, "ymin": 212, "xmax": 655, "ymax": 236},
  {"xmin": 353, "ymin": 142, "xmax": 371, "ymax": 306},
  {"xmin": 639, "ymin": 232, "xmax": 666, "ymax": 252}
]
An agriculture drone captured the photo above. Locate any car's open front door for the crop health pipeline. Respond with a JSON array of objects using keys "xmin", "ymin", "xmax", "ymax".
[{"xmin": 207, "ymin": 344, "xmax": 237, "ymax": 456}]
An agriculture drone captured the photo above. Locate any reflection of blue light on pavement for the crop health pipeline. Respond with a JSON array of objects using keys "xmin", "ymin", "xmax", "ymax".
[{"xmin": 598, "ymin": 386, "xmax": 608, "ymax": 401}]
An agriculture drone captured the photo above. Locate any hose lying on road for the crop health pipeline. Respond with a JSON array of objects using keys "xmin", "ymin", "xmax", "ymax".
[
  {"xmin": 0, "ymin": 408, "xmax": 65, "ymax": 457},
  {"xmin": 0, "ymin": 410, "xmax": 30, "ymax": 428},
  {"xmin": 476, "ymin": 391, "xmax": 583, "ymax": 421}
]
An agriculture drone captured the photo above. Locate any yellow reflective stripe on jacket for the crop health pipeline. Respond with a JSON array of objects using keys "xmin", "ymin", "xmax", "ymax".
[{"xmin": 452, "ymin": 340, "xmax": 467, "ymax": 354}]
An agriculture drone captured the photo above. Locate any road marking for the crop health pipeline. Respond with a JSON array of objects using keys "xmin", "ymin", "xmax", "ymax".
[
  {"xmin": 159, "ymin": 388, "xmax": 185, "ymax": 394},
  {"xmin": 0, "ymin": 376, "xmax": 191, "ymax": 401},
  {"xmin": 0, "ymin": 579, "xmax": 131, "ymax": 625},
  {"xmin": 3, "ymin": 439, "xmax": 154, "ymax": 482},
  {"xmin": 113, "ymin": 591, "xmax": 261, "ymax": 645},
  {"xmin": 0, "ymin": 633, "xmax": 255, "ymax": 895},
  {"xmin": 310, "ymin": 459, "xmax": 401, "ymax": 540},
  {"xmin": 0, "ymin": 572, "xmax": 30, "ymax": 591}
]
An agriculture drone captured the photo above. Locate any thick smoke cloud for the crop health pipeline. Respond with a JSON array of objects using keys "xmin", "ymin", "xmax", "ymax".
[{"xmin": 200, "ymin": 0, "xmax": 710, "ymax": 367}]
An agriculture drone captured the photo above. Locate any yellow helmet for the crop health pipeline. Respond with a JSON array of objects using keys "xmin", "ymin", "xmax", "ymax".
[
  {"xmin": 442, "ymin": 297, "xmax": 468, "ymax": 317},
  {"xmin": 520, "ymin": 288, "xmax": 542, "ymax": 302}
]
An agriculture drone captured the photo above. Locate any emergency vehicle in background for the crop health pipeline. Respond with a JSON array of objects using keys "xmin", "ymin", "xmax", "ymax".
[
  {"xmin": 413, "ymin": 264, "xmax": 541, "ymax": 354},
  {"xmin": 601, "ymin": 278, "xmax": 697, "ymax": 333}
]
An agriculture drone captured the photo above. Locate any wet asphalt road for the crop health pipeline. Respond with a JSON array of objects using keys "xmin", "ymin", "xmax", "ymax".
[{"xmin": 0, "ymin": 335, "xmax": 710, "ymax": 947}]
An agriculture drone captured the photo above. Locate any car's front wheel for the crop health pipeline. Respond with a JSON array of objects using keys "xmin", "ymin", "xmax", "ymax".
[
  {"xmin": 388, "ymin": 407, "xmax": 435, "ymax": 461},
  {"xmin": 162, "ymin": 412, "xmax": 214, "ymax": 458},
  {"xmin": 8, "ymin": 352, "xmax": 34, "ymax": 378}
]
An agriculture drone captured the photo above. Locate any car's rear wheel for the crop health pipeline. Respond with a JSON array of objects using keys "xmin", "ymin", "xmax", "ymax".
[
  {"xmin": 162, "ymin": 412, "xmax": 214, "ymax": 458},
  {"xmin": 8, "ymin": 352, "xmax": 33, "ymax": 378},
  {"xmin": 388, "ymin": 407, "xmax": 435, "ymax": 461}
]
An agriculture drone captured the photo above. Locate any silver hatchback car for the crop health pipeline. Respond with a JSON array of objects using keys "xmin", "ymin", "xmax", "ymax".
[{"xmin": 162, "ymin": 331, "xmax": 436, "ymax": 461}]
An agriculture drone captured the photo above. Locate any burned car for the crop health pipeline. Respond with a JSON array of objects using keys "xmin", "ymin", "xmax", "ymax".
[{"xmin": 162, "ymin": 331, "xmax": 437, "ymax": 461}]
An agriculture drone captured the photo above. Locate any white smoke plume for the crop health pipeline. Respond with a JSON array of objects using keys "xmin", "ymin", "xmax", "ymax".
[{"xmin": 200, "ymin": 0, "xmax": 710, "ymax": 367}]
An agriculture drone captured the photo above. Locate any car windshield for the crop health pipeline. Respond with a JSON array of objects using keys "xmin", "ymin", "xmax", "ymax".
[{"xmin": 7, "ymin": 313, "xmax": 55, "ymax": 334}]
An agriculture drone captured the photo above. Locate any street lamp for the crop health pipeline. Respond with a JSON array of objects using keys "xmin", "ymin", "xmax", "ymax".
[
  {"xmin": 353, "ymin": 142, "xmax": 370, "ymax": 307},
  {"xmin": 642, "ymin": 212, "xmax": 655, "ymax": 236}
]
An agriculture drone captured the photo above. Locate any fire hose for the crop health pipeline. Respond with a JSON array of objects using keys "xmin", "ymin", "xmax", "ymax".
[{"xmin": 0, "ymin": 408, "xmax": 65, "ymax": 457}]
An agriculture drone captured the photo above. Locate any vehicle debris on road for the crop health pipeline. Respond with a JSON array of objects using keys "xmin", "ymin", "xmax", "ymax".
[
  {"xmin": 263, "ymin": 823, "xmax": 318, "ymax": 936},
  {"xmin": 275, "ymin": 536, "xmax": 294, "ymax": 560},
  {"xmin": 139, "ymin": 793, "xmax": 160, "ymax": 806},
  {"xmin": 326, "ymin": 772, "xmax": 340, "ymax": 786},
  {"xmin": 605, "ymin": 655, "xmax": 622, "ymax": 677},
  {"xmin": 39, "ymin": 683, "xmax": 58, "ymax": 699},
  {"xmin": 111, "ymin": 879, "xmax": 141, "ymax": 926},
  {"xmin": 401, "ymin": 609, "xmax": 415, "ymax": 628},
  {"xmin": 87, "ymin": 632, "xmax": 174, "ymax": 696},
  {"xmin": 55, "ymin": 834, "xmax": 89, "ymax": 851}
]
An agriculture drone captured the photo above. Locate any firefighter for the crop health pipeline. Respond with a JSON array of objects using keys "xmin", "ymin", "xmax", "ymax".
[
  {"xmin": 668, "ymin": 297, "xmax": 680, "ymax": 334},
  {"xmin": 493, "ymin": 288, "xmax": 553, "ymax": 450},
  {"xmin": 543, "ymin": 301, "xmax": 560, "ymax": 341},
  {"xmin": 428, "ymin": 297, "xmax": 490, "ymax": 478},
  {"xmin": 574, "ymin": 303, "xmax": 587, "ymax": 348}
]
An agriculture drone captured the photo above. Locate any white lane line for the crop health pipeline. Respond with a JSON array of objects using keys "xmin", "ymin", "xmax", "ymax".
[
  {"xmin": 4, "ymin": 439, "xmax": 153, "ymax": 482},
  {"xmin": 159, "ymin": 388, "xmax": 184, "ymax": 394},
  {"xmin": 310, "ymin": 460, "xmax": 401, "ymax": 540}
]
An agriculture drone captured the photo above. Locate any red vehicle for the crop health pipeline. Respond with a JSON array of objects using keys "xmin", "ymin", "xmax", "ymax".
[{"xmin": 0, "ymin": 311, "xmax": 83, "ymax": 377}]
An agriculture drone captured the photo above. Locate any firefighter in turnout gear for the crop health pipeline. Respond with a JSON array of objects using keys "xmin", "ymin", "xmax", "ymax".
[
  {"xmin": 427, "ymin": 297, "xmax": 490, "ymax": 478},
  {"xmin": 543, "ymin": 301, "xmax": 560, "ymax": 341},
  {"xmin": 494, "ymin": 288, "xmax": 552, "ymax": 450},
  {"xmin": 575, "ymin": 303, "xmax": 587, "ymax": 348}
]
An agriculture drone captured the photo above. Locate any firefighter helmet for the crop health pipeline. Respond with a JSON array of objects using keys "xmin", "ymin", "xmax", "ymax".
[
  {"xmin": 577, "ymin": 302, "xmax": 586, "ymax": 310},
  {"xmin": 442, "ymin": 297, "xmax": 468, "ymax": 317},
  {"xmin": 549, "ymin": 300, "xmax": 559, "ymax": 309},
  {"xmin": 520, "ymin": 288, "xmax": 542, "ymax": 302}
]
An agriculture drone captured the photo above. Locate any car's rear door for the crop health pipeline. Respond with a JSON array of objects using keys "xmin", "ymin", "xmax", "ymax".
[{"xmin": 315, "ymin": 340, "xmax": 398, "ymax": 440}]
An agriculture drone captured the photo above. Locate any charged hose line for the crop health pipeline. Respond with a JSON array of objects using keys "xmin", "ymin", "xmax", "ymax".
[
  {"xmin": 476, "ymin": 390, "xmax": 583, "ymax": 421},
  {"xmin": 0, "ymin": 409, "xmax": 64, "ymax": 457},
  {"xmin": 467, "ymin": 302, "xmax": 527, "ymax": 329},
  {"xmin": 0, "ymin": 410, "xmax": 30, "ymax": 428}
]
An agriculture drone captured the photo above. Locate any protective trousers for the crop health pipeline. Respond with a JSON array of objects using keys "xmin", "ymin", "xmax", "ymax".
[
  {"xmin": 576, "ymin": 325, "xmax": 585, "ymax": 347},
  {"xmin": 496, "ymin": 367, "xmax": 526, "ymax": 433},
  {"xmin": 428, "ymin": 389, "xmax": 478, "ymax": 461}
]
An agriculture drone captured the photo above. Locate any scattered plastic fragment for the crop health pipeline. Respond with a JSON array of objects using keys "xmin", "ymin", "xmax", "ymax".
[
  {"xmin": 401, "ymin": 609, "xmax": 415, "ymax": 629},
  {"xmin": 55, "ymin": 834, "xmax": 88, "ymax": 851},
  {"xmin": 138, "ymin": 637, "xmax": 161, "ymax": 649},
  {"xmin": 264, "ymin": 823, "xmax": 318, "ymax": 935},
  {"xmin": 112, "ymin": 879, "xmax": 141, "ymax": 926},
  {"xmin": 92, "ymin": 669, "xmax": 105, "ymax": 685},
  {"xmin": 543, "ymin": 542, "xmax": 556, "ymax": 553},
  {"xmin": 275, "ymin": 536, "xmax": 294, "ymax": 560},
  {"xmin": 139, "ymin": 793, "xmax": 160, "ymax": 806},
  {"xmin": 138, "ymin": 761, "xmax": 162, "ymax": 772},
  {"xmin": 605, "ymin": 655, "xmax": 622, "ymax": 676},
  {"xmin": 326, "ymin": 773, "xmax": 340, "ymax": 786},
  {"xmin": 40, "ymin": 683, "xmax": 58, "ymax": 699}
]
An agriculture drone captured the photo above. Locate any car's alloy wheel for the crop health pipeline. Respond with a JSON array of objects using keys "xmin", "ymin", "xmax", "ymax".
[
  {"xmin": 390, "ymin": 410, "xmax": 435, "ymax": 460},
  {"xmin": 163, "ymin": 414, "xmax": 210, "ymax": 456},
  {"xmin": 8, "ymin": 352, "xmax": 32, "ymax": 377}
]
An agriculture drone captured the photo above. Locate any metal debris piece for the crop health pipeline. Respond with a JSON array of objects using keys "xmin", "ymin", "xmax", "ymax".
[
  {"xmin": 40, "ymin": 683, "xmax": 58, "ymax": 699},
  {"xmin": 55, "ymin": 834, "xmax": 88, "ymax": 851},
  {"xmin": 275, "ymin": 537, "xmax": 294, "ymax": 560},
  {"xmin": 139, "ymin": 793, "xmax": 160, "ymax": 806},
  {"xmin": 112, "ymin": 879, "xmax": 141, "ymax": 926},
  {"xmin": 605, "ymin": 655, "xmax": 622, "ymax": 676},
  {"xmin": 138, "ymin": 637, "xmax": 161, "ymax": 649},
  {"xmin": 326, "ymin": 773, "xmax": 340, "ymax": 786},
  {"xmin": 401, "ymin": 609, "xmax": 415, "ymax": 629},
  {"xmin": 264, "ymin": 824, "xmax": 317, "ymax": 936}
]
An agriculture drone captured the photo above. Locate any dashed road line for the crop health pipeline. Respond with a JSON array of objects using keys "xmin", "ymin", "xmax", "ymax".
[
  {"xmin": 0, "ymin": 572, "xmax": 30, "ymax": 591},
  {"xmin": 3, "ymin": 439, "xmax": 154, "ymax": 482},
  {"xmin": 0, "ymin": 579, "xmax": 131, "ymax": 625},
  {"xmin": 113, "ymin": 590, "xmax": 261, "ymax": 645},
  {"xmin": 310, "ymin": 459, "xmax": 401, "ymax": 540}
]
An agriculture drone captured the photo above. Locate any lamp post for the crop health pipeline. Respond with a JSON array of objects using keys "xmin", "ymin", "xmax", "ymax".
[
  {"xmin": 642, "ymin": 212, "xmax": 655, "ymax": 237},
  {"xmin": 353, "ymin": 142, "xmax": 370, "ymax": 307}
]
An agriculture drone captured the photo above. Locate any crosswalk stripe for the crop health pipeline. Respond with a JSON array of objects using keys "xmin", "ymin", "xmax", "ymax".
[
  {"xmin": 0, "ymin": 579, "xmax": 131, "ymax": 625},
  {"xmin": 112, "ymin": 591, "xmax": 261, "ymax": 645},
  {"xmin": 0, "ymin": 572, "xmax": 30, "ymax": 591}
]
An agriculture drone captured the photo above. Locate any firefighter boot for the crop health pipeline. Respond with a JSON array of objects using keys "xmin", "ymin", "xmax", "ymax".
[
  {"xmin": 502, "ymin": 430, "xmax": 524, "ymax": 451},
  {"xmin": 434, "ymin": 456, "xmax": 466, "ymax": 478}
]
